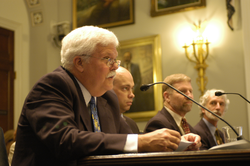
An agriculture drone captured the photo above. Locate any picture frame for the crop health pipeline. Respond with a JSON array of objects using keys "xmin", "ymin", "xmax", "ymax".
[
  {"xmin": 117, "ymin": 35, "xmax": 163, "ymax": 122},
  {"xmin": 73, "ymin": 0, "xmax": 134, "ymax": 29},
  {"xmin": 151, "ymin": 0, "xmax": 206, "ymax": 17}
]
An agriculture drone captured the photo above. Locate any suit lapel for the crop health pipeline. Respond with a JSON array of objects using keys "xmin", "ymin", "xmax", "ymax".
[
  {"xmin": 67, "ymin": 71, "xmax": 93, "ymax": 132},
  {"xmin": 97, "ymin": 97, "xmax": 117, "ymax": 133},
  {"xmin": 162, "ymin": 108, "xmax": 182, "ymax": 134},
  {"xmin": 78, "ymin": 97, "xmax": 93, "ymax": 132},
  {"xmin": 200, "ymin": 120, "xmax": 217, "ymax": 147}
]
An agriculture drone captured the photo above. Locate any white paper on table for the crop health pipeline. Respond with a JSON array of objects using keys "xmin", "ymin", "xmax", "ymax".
[{"xmin": 175, "ymin": 140, "xmax": 194, "ymax": 151}]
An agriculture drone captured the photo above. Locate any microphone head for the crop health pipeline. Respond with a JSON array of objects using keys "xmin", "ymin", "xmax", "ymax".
[
  {"xmin": 140, "ymin": 84, "xmax": 150, "ymax": 91},
  {"xmin": 215, "ymin": 91, "xmax": 224, "ymax": 96}
]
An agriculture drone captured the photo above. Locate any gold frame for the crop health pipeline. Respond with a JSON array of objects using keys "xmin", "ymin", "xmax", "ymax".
[
  {"xmin": 118, "ymin": 35, "xmax": 163, "ymax": 122},
  {"xmin": 73, "ymin": 0, "xmax": 134, "ymax": 29},
  {"xmin": 151, "ymin": 0, "xmax": 206, "ymax": 17}
]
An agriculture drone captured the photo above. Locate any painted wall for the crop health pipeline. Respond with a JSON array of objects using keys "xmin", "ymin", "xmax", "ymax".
[
  {"xmin": 0, "ymin": 0, "xmax": 30, "ymax": 128},
  {"xmin": 0, "ymin": 0, "xmax": 249, "ymax": 140}
]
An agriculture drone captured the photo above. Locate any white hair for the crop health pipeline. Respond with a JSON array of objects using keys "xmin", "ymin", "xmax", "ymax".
[
  {"xmin": 60, "ymin": 26, "xmax": 119, "ymax": 71},
  {"xmin": 199, "ymin": 89, "xmax": 230, "ymax": 117}
]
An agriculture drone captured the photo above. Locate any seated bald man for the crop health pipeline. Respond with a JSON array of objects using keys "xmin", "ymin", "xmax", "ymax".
[{"xmin": 113, "ymin": 67, "xmax": 140, "ymax": 133}]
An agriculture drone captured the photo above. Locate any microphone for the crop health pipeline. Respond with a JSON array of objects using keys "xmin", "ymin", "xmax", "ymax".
[
  {"xmin": 140, "ymin": 84, "xmax": 152, "ymax": 91},
  {"xmin": 215, "ymin": 91, "xmax": 250, "ymax": 104},
  {"xmin": 140, "ymin": 82, "xmax": 243, "ymax": 140}
]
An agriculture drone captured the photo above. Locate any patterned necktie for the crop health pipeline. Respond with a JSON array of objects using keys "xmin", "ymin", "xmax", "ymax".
[
  {"xmin": 181, "ymin": 118, "xmax": 190, "ymax": 134},
  {"xmin": 215, "ymin": 128, "xmax": 223, "ymax": 145},
  {"xmin": 89, "ymin": 96, "xmax": 101, "ymax": 132}
]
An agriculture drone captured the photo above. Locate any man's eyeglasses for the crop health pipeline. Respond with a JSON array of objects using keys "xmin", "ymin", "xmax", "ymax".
[{"xmin": 90, "ymin": 56, "xmax": 121, "ymax": 67}]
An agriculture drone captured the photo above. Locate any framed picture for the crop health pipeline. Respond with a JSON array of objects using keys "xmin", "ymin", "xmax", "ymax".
[
  {"xmin": 151, "ymin": 0, "xmax": 206, "ymax": 17},
  {"xmin": 73, "ymin": 0, "xmax": 134, "ymax": 29},
  {"xmin": 117, "ymin": 35, "xmax": 163, "ymax": 121}
]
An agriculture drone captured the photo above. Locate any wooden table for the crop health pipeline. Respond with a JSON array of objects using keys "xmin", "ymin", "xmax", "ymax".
[{"xmin": 78, "ymin": 149, "xmax": 250, "ymax": 166}]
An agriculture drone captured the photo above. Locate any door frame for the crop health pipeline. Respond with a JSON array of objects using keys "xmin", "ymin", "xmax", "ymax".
[{"xmin": 0, "ymin": 17, "xmax": 30, "ymax": 128}]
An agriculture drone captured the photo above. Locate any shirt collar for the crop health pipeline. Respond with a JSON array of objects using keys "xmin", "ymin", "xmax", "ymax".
[
  {"xmin": 75, "ymin": 77, "xmax": 95, "ymax": 106},
  {"xmin": 164, "ymin": 106, "xmax": 185, "ymax": 135},
  {"xmin": 203, "ymin": 117, "xmax": 217, "ymax": 135}
]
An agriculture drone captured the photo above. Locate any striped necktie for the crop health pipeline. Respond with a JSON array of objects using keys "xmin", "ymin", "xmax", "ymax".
[
  {"xmin": 89, "ymin": 96, "xmax": 101, "ymax": 132},
  {"xmin": 181, "ymin": 118, "xmax": 190, "ymax": 134},
  {"xmin": 215, "ymin": 128, "xmax": 223, "ymax": 145}
]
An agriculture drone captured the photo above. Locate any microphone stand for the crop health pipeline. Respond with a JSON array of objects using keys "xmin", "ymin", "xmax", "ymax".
[
  {"xmin": 215, "ymin": 92, "xmax": 250, "ymax": 104},
  {"xmin": 141, "ymin": 82, "xmax": 243, "ymax": 140}
]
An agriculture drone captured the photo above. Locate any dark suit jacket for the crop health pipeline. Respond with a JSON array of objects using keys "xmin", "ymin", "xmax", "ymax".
[
  {"xmin": 144, "ymin": 107, "xmax": 196, "ymax": 135},
  {"xmin": 123, "ymin": 115, "xmax": 140, "ymax": 134},
  {"xmin": 0, "ymin": 127, "xmax": 9, "ymax": 166},
  {"xmin": 194, "ymin": 119, "xmax": 225, "ymax": 150},
  {"xmin": 12, "ymin": 66, "xmax": 132, "ymax": 166}
]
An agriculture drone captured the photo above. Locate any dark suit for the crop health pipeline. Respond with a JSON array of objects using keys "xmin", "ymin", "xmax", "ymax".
[
  {"xmin": 144, "ymin": 107, "xmax": 196, "ymax": 135},
  {"xmin": 0, "ymin": 127, "xmax": 9, "ymax": 166},
  {"xmin": 123, "ymin": 115, "xmax": 140, "ymax": 134},
  {"xmin": 194, "ymin": 119, "xmax": 225, "ymax": 150},
  {"xmin": 12, "ymin": 66, "xmax": 132, "ymax": 166}
]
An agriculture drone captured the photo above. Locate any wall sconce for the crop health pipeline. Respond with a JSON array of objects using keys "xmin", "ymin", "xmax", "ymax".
[
  {"xmin": 51, "ymin": 21, "xmax": 70, "ymax": 48},
  {"xmin": 183, "ymin": 21, "xmax": 209, "ymax": 96}
]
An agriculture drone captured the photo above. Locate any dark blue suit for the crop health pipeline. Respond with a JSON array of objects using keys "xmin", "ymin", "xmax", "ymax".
[{"xmin": 194, "ymin": 119, "xmax": 225, "ymax": 150}]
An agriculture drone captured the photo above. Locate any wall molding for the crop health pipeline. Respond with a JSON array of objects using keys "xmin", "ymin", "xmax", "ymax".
[{"xmin": 241, "ymin": 0, "xmax": 250, "ymax": 139}]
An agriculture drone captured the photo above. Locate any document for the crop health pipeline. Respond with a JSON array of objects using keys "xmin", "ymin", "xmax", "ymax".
[{"xmin": 176, "ymin": 140, "xmax": 194, "ymax": 151}]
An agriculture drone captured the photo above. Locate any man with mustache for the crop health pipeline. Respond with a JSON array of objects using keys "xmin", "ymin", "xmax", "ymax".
[
  {"xmin": 144, "ymin": 74, "xmax": 201, "ymax": 150},
  {"xmin": 12, "ymin": 26, "xmax": 201, "ymax": 166},
  {"xmin": 113, "ymin": 66, "xmax": 140, "ymax": 134},
  {"xmin": 194, "ymin": 89, "xmax": 230, "ymax": 149}
]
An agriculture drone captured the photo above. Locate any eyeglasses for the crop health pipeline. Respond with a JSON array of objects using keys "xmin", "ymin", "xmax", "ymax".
[{"xmin": 90, "ymin": 56, "xmax": 121, "ymax": 67}]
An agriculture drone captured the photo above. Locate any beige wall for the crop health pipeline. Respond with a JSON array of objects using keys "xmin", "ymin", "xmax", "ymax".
[
  {"xmin": 0, "ymin": 0, "xmax": 30, "ymax": 128},
  {"xmin": 111, "ymin": 0, "xmax": 249, "ymax": 139},
  {"xmin": 0, "ymin": 0, "xmax": 249, "ymax": 140}
]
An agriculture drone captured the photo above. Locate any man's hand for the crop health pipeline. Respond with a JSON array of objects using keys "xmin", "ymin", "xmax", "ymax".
[
  {"xmin": 181, "ymin": 133, "xmax": 202, "ymax": 151},
  {"xmin": 138, "ymin": 128, "xmax": 181, "ymax": 152}
]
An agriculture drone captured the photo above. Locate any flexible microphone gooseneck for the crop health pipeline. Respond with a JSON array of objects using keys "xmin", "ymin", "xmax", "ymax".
[
  {"xmin": 215, "ymin": 91, "xmax": 250, "ymax": 104},
  {"xmin": 140, "ymin": 82, "xmax": 243, "ymax": 140}
]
